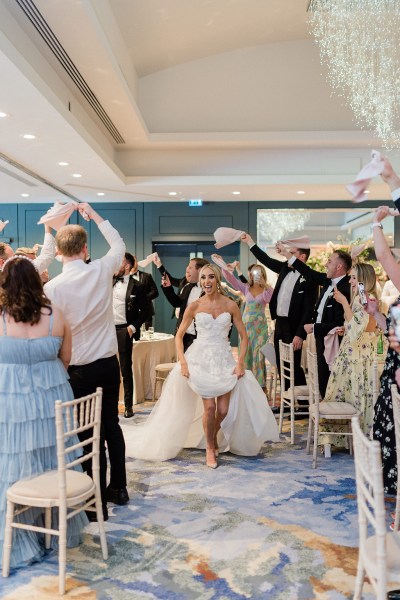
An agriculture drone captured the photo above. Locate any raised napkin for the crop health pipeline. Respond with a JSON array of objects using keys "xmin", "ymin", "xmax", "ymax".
[
  {"xmin": 346, "ymin": 150, "xmax": 384, "ymax": 203},
  {"xmin": 211, "ymin": 253, "xmax": 234, "ymax": 272},
  {"xmin": 280, "ymin": 235, "xmax": 311, "ymax": 249},
  {"xmin": 324, "ymin": 328, "xmax": 340, "ymax": 370},
  {"xmin": 214, "ymin": 227, "xmax": 244, "ymax": 249},
  {"xmin": 37, "ymin": 201, "xmax": 77, "ymax": 230},
  {"xmin": 137, "ymin": 252, "xmax": 158, "ymax": 268}
]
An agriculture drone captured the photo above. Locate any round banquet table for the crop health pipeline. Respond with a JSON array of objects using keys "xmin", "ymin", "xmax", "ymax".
[{"xmin": 131, "ymin": 333, "xmax": 176, "ymax": 404}]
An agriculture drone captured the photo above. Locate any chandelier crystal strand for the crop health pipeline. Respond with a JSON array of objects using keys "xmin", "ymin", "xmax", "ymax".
[
  {"xmin": 309, "ymin": 0, "xmax": 400, "ymax": 148},
  {"xmin": 258, "ymin": 210, "xmax": 311, "ymax": 244}
]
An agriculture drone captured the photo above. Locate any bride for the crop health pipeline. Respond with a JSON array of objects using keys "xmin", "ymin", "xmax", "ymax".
[{"xmin": 123, "ymin": 264, "xmax": 279, "ymax": 468}]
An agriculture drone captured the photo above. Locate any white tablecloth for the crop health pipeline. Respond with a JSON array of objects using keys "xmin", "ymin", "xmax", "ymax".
[{"xmin": 132, "ymin": 333, "xmax": 176, "ymax": 404}]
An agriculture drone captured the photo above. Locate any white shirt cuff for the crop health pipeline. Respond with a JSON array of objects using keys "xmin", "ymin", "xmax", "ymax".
[
  {"xmin": 288, "ymin": 256, "xmax": 296, "ymax": 266},
  {"xmin": 129, "ymin": 325, "xmax": 136, "ymax": 334},
  {"xmin": 391, "ymin": 187, "xmax": 400, "ymax": 201}
]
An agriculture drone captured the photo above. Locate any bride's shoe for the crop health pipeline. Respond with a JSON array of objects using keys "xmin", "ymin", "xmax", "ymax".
[{"xmin": 206, "ymin": 448, "xmax": 218, "ymax": 469}]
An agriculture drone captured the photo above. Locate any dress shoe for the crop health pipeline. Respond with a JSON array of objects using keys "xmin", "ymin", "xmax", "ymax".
[
  {"xmin": 106, "ymin": 485, "xmax": 129, "ymax": 505},
  {"xmin": 86, "ymin": 506, "xmax": 108, "ymax": 522},
  {"xmin": 387, "ymin": 591, "xmax": 400, "ymax": 599},
  {"xmin": 124, "ymin": 407, "xmax": 134, "ymax": 418}
]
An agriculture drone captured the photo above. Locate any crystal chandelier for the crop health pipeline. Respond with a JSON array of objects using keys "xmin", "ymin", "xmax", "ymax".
[
  {"xmin": 308, "ymin": 0, "xmax": 400, "ymax": 148},
  {"xmin": 258, "ymin": 209, "xmax": 311, "ymax": 244}
]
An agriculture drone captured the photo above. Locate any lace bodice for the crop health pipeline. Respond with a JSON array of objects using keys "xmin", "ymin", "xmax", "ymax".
[{"xmin": 194, "ymin": 311, "xmax": 232, "ymax": 341}]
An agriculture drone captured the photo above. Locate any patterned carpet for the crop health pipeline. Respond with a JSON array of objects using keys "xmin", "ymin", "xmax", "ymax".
[{"xmin": 1, "ymin": 415, "xmax": 385, "ymax": 600}]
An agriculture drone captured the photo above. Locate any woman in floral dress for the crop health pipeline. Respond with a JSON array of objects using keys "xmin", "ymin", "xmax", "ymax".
[
  {"xmin": 319, "ymin": 263, "xmax": 380, "ymax": 448},
  {"xmin": 218, "ymin": 261, "xmax": 273, "ymax": 388}
]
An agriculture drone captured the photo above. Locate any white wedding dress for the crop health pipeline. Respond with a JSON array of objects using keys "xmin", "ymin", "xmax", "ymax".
[{"xmin": 123, "ymin": 312, "xmax": 280, "ymax": 461}]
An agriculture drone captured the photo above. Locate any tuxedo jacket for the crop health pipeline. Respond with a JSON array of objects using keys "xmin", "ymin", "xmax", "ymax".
[
  {"xmin": 161, "ymin": 280, "xmax": 198, "ymax": 330},
  {"xmin": 114, "ymin": 277, "xmax": 148, "ymax": 341},
  {"xmin": 250, "ymin": 245, "xmax": 318, "ymax": 339},
  {"xmin": 291, "ymin": 258, "xmax": 351, "ymax": 338},
  {"xmin": 134, "ymin": 270, "xmax": 159, "ymax": 319}
]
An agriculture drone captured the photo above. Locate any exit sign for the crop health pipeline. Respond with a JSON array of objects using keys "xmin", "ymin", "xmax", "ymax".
[{"xmin": 188, "ymin": 199, "xmax": 203, "ymax": 207}]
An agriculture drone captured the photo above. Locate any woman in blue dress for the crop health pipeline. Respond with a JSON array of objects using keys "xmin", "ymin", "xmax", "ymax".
[{"xmin": 0, "ymin": 256, "xmax": 87, "ymax": 570}]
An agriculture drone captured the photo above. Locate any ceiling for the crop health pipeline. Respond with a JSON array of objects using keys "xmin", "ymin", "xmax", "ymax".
[{"xmin": 0, "ymin": 0, "xmax": 397, "ymax": 205}]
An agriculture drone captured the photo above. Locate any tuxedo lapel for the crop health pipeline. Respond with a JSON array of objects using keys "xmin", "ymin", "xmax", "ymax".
[{"xmin": 126, "ymin": 276, "xmax": 136, "ymax": 301}]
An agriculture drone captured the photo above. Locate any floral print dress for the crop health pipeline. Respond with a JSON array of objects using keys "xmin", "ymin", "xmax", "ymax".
[
  {"xmin": 221, "ymin": 270, "xmax": 273, "ymax": 387},
  {"xmin": 319, "ymin": 297, "xmax": 379, "ymax": 446},
  {"xmin": 373, "ymin": 310, "xmax": 399, "ymax": 495}
]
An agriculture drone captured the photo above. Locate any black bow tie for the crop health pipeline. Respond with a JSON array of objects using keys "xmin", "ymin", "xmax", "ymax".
[{"xmin": 114, "ymin": 275, "xmax": 125, "ymax": 283}]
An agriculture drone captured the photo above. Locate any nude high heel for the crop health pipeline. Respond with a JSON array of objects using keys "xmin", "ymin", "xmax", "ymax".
[{"xmin": 206, "ymin": 448, "xmax": 218, "ymax": 469}]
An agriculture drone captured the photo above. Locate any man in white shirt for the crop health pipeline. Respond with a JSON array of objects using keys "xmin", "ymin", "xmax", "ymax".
[
  {"xmin": 45, "ymin": 203, "xmax": 127, "ymax": 519},
  {"xmin": 113, "ymin": 252, "xmax": 147, "ymax": 418},
  {"xmin": 157, "ymin": 257, "xmax": 209, "ymax": 351},
  {"xmin": 278, "ymin": 246, "xmax": 352, "ymax": 397}
]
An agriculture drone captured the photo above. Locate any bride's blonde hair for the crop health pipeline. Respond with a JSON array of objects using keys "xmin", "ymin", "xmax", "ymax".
[{"xmin": 199, "ymin": 263, "xmax": 229, "ymax": 296}]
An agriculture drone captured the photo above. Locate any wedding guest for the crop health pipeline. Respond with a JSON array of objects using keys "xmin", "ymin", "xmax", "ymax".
[
  {"xmin": 155, "ymin": 255, "xmax": 209, "ymax": 351},
  {"xmin": 0, "ymin": 224, "xmax": 55, "ymax": 275},
  {"xmin": 318, "ymin": 263, "xmax": 379, "ymax": 453},
  {"xmin": 129, "ymin": 255, "xmax": 159, "ymax": 329},
  {"xmin": 0, "ymin": 256, "xmax": 87, "ymax": 570},
  {"xmin": 45, "ymin": 203, "xmax": 128, "ymax": 519},
  {"xmin": 241, "ymin": 233, "xmax": 317, "ymax": 387},
  {"xmin": 113, "ymin": 253, "xmax": 147, "ymax": 419},
  {"xmin": 217, "ymin": 255, "xmax": 273, "ymax": 388},
  {"xmin": 278, "ymin": 243, "xmax": 351, "ymax": 397}
]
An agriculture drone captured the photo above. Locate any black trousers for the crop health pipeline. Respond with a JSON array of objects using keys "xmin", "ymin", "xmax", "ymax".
[
  {"xmin": 116, "ymin": 327, "xmax": 134, "ymax": 409},
  {"xmin": 315, "ymin": 335, "xmax": 330, "ymax": 398},
  {"xmin": 68, "ymin": 355, "xmax": 126, "ymax": 508},
  {"xmin": 274, "ymin": 317, "xmax": 306, "ymax": 389}
]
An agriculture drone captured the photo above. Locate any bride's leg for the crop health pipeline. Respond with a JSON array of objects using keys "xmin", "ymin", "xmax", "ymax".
[
  {"xmin": 202, "ymin": 398, "xmax": 217, "ymax": 468},
  {"xmin": 215, "ymin": 392, "xmax": 231, "ymax": 454}
]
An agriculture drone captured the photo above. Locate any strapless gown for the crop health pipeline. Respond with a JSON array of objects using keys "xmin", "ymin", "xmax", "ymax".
[{"xmin": 123, "ymin": 312, "xmax": 280, "ymax": 462}]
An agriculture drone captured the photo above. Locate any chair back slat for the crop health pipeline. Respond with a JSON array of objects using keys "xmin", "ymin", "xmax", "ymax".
[
  {"xmin": 279, "ymin": 340, "xmax": 294, "ymax": 389},
  {"xmin": 351, "ymin": 416, "xmax": 388, "ymax": 596},
  {"xmin": 306, "ymin": 350, "xmax": 320, "ymax": 406}
]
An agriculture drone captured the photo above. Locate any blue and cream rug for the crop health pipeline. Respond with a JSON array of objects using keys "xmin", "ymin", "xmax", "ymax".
[{"xmin": 1, "ymin": 416, "xmax": 384, "ymax": 599}]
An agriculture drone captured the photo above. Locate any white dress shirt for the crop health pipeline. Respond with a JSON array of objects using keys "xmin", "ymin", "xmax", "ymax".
[
  {"xmin": 32, "ymin": 232, "xmax": 56, "ymax": 274},
  {"xmin": 186, "ymin": 283, "xmax": 202, "ymax": 335},
  {"xmin": 316, "ymin": 275, "xmax": 345, "ymax": 323},
  {"xmin": 276, "ymin": 270, "xmax": 300, "ymax": 317},
  {"xmin": 113, "ymin": 276, "xmax": 136, "ymax": 333},
  {"xmin": 45, "ymin": 220, "xmax": 125, "ymax": 366}
]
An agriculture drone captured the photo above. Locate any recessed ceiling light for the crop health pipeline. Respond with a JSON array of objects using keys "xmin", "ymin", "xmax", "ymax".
[
  {"xmin": 58, "ymin": 161, "xmax": 69, "ymax": 166},
  {"xmin": 168, "ymin": 192, "xmax": 177, "ymax": 196},
  {"xmin": 0, "ymin": 112, "xmax": 8, "ymax": 118},
  {"xmin": 21, "ymin": 193, "xmax": 29, "ymax": 197},
  {"xmin": 232, "ymin": 191, "xmax": 241, "ymax": 195},
  {"xmin": 364, "ymin": 190, "xmax": 370, "ymax": 194},
  {"xmin": 297, "ymin": 190, "xmax": 305, "ymax": 195},
  {"xmin": 22, "ymin": 134, "xmax": 36, "ymax": 139},
  {"xmin": 97, "ymin": 192, "xmax": 105, "ymax": 196},
  {"xmin": 72, "ymin": 173, "xmax": 82, "ymax": 178}
]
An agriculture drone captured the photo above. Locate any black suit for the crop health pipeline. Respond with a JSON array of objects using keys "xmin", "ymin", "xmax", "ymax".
[
  {"xmin": 250, "ymin": 245, "xmax": 318, "ymax": 386},
  {"xmin": 133, "ymin": 270, "xmax": 159, "ymax": 328},
  {"xmin": 291, "ymin": 258, "xmax": 351, "ymax": 397},
  {"xmin": 114, "ymin": 277, "xmax": 147, "ymax": 410},
  {"xmin": 161, "ymin": 277, "xmax": 199, "ymax": 351}
]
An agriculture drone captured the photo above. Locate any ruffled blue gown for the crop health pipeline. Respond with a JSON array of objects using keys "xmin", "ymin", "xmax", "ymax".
[{"xmin": 0, "ymin": 313, "xmax": 87, "ymax": 570}]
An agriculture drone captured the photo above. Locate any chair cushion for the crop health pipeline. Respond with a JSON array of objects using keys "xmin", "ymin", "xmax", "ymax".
[
  {"xmin": 282, "ymin": 385, "xmax": 309, "ymax": 401},
  {"xmin": 364, "ymin": 531, "xmax": 400, "ymax": 579},
  {"xmin": 311, "ymin": 401, "xmax": 358, "ymax": 417},
  {"xmin": 155, "ymin": 362, "xmax": 176, "ymax": 372},
  {"xmin": 8, "ymin": 470, "xmax": 94, "ymax": 500}
]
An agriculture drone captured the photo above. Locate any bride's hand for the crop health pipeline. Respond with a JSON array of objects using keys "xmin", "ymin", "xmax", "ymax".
[
  {"xmin": 234, "ymin": 362, "xmax": 245, "ymax": 378},
  {"xmin": 180, "ymin": 362, "xmax": 190, "ymax": 378}
]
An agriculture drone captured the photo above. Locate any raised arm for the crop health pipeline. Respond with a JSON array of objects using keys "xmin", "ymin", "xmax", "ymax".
[
  {"xmin": 372, "ymin": 206, "xmax": 400, "ymax": 290},
  {"xmin": 241, "ymin": 233, "xmax": 286, "ymax": 274},
  {"xmin": 221, "ymin": 268, "xmax": 247, "ymax": 293},
  {"xmin": 32, "ymin": 224, "xmax": 56, "ymax": 274}
]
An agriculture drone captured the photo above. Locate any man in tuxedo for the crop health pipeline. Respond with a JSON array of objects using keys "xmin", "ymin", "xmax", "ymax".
[
  {"xmin": 278, "ymin": 245, "xmax": 352, "ymax": 397},
  {"xmin": 155, "ymin": 256, "xmax": 209, "ymax": 351},
  {"xmin": 113, "ymin": 252, "xmax": 148, "ymax": 418},
  {"xmin": 241, "ymin": 233, "xmax": 318, "ymax": 387},
  {"xmin": 130, "ymin": 256, "xmax": 159, "ymax": 329}
]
